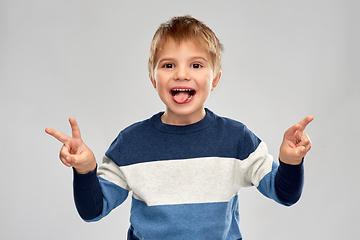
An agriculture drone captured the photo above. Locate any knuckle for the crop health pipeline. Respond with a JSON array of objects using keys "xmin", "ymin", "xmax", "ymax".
[{"xmin": 71, "ymin": 156, "xmax": 78, "ymax": 164}]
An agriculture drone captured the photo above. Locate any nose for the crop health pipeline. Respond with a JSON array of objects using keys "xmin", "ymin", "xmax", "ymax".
[{"xmin": 174, "ymin": 66, "xmax": 190, "ymax": 81}]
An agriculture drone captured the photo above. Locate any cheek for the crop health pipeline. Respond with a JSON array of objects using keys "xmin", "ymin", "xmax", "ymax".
[
  {"xmin": 200, "ymin": 74, "xmax": 215, "ymax": 91},
  {"xmin": 154, "ymin": 77, "xmax": 168, "ymax": 93}
]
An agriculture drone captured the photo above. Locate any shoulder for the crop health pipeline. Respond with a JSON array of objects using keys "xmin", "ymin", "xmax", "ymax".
[
  {"xmin": 104, "ymin": 112, "xmax": 163, "ymax": 164},
  {"xmin": 117, "ymin": 112, "xmax": 162, "ymax": 136},
  {"xmin": 209, "ymin": 110, "xmax": 262, "ymax": 157},
  {"xmin": 210, "ymin": 110, "xmax": 254, "ymax": 137}
]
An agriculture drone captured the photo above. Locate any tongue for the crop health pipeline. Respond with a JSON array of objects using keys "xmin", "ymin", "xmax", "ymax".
[{"xmin": 173, "ymin": 91, "xmax": 190, "ymax": 103}]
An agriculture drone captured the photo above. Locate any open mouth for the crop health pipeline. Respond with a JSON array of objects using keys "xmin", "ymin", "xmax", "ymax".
[{"xmin": 171, "ymin": 88, "xmax": 196, "ymax": 104}]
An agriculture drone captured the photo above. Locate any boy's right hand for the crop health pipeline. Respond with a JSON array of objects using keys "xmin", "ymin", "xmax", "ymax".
[{"xmin": 45, "ymin": 118, "xmax": 97, "ymax": 174}]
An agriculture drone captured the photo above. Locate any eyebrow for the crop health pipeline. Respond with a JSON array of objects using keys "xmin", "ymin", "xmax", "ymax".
[{"xmin": 158, "ymin": 56, "xmax": 209, "ymax": 64}]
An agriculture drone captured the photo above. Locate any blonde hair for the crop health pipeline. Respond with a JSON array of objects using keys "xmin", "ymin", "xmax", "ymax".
[{"xmin": 148, "ymin": 15, "xmax": 224, "ymax": 78}]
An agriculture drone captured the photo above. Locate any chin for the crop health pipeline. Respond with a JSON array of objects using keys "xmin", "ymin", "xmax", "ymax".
[{"xmin": 168, "ymin": 105, "xmax": 205, "ymax": 118}]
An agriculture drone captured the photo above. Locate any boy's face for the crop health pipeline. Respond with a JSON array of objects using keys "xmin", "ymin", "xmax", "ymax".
[{"xmin": 150, "ymin": 39, "xmax": 221, "ymax": 125}]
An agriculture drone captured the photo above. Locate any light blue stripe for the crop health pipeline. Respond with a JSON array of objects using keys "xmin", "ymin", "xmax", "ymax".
[
  {"xmin": 130, "ymin": 195, "xmax": 242, "ymax": 240},
  {"xmin": 256, "ymin": 161, "xmax": 282, "ymax": 204},
  {"xmin": 85, "ymin": 177, "xmax": 129, "ymax": 222}
]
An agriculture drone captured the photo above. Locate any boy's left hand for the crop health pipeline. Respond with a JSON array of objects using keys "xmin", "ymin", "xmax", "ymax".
[{"xmin": 279, "ymin": 116, "xmax": 314, "ymax": 165}]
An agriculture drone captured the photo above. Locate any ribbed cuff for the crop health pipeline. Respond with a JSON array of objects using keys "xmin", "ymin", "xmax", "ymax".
[
  {"xmin": 278, "ymin": 159, "xmax": 304, "ymax": 182},
  {"xmin": 73, "ymin": 166, "xmax": 98, "ymax": 188},
  {"xmin": 275, "ymin": 159, "xmax": 304, "ymax": 205}
]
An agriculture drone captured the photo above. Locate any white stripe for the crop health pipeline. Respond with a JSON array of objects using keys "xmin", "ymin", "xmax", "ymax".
[
  {"xmin": 126, "ymin": 157, "xmax": 240, "ymax": 206},
  {"xmin": 243, "ymin": 141, "xmax": 274, "ymax": 187},
  {"xmin": 97, "ymin": 142, "xmax": 273, "ymax": 206},
  {"xmin": 97, "ymin": 156, "xmax": 129, "ymax": 191}
]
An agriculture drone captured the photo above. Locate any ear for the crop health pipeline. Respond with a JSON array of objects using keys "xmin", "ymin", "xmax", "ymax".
[
  {"xmin": 149, "ymin": 73, "xmax": 157, "ymax": 90},
  {"xmin": 211, "ymin": 70, "xmax": 221, "ymax": 91}
]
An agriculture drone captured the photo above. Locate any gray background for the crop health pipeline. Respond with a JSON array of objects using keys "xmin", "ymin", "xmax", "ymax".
[{"xmin": 1, "ymin": 0, "xmax": 359, "ymax": 239}]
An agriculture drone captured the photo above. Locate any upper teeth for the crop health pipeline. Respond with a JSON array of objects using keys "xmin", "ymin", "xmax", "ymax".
[{"xmin": 173, "ymin": 89, "xmax": 192, "ymax": 92}]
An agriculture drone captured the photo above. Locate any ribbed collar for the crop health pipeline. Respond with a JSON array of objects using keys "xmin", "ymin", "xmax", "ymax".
[{"xmin": 149, "ymin": 108, "xmax": 215, "ymax": 134}]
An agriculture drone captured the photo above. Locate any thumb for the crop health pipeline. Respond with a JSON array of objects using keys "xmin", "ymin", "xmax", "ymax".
[
  {"xmin": 66, "ymin": 155, "xmax": 72, "ymax": 164},
  {"xmin": 62, "ymin": 155, "xmax": 73, "ymax": 167},
  {"xmin": 59, "ymin": 146, "xmax": 73, "ymax": 167},
  {"xmin": 299, "ymin": 146, "xmax": 306, "ymax": 154},
  {"xmin": 59, "ymin": 154, "xmax": 72, "ymax": 167},
  {"xmin": 295, "ymin": 146, "xmax": 307, "ymax": 158},
  {"xmin": 66, "ymin": 154, "xmax": 80, "ymax": 166}
]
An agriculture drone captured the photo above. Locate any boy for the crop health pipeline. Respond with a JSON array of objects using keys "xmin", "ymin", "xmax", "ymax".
[{"xmin": 46, "ymin": 16, "xmax": 313, "ymax": 240}]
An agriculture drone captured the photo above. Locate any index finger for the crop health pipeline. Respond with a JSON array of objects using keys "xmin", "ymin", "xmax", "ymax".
[
  {"xmin": 298, "ymin": 115, "xmax": 314, "ymax": 132},
  {"xmin": 45, "ymin": 127, "xmax": 70, "ymax": 144},
  {"xmin": 69, "ymin": 117, "xmax": 81, "ymax": 139}
]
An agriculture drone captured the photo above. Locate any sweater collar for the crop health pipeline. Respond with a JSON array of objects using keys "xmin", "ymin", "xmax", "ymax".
[{"xmin": 150, "ymin": 108, "xmax": 215, "ymax": 134}]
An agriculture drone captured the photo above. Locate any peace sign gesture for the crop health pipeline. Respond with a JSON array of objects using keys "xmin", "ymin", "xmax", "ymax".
[
  {"xmin": 45, "ymin": 118, "xmax": 97, "ymax": 174},
  {"xmin": 279, "ymin": 116, "xmax": 314, "ymax": 165}
]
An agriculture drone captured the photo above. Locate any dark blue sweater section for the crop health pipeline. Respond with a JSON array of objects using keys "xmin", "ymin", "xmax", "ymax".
[{"xmin": 105, "ymin": 109, "xmax": 261, "ymax": 167}]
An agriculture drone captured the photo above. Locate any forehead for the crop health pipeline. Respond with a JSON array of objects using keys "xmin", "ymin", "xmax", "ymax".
[{"xmin": 156, "ymin": 38, "xmax": 211, "ymax": 61}]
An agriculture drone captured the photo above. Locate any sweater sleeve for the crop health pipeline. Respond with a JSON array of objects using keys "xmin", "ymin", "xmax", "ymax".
[
  {"xmin": 73, "ymin": 167, "xmax": 103, "ymax": 220},
  {"xmin": 274, "ymin": 159, "xmax": 304, "ymax": 206},
  {"xmin": 256, "ymin": 158, "xmax": 304, "ymax": 206}
]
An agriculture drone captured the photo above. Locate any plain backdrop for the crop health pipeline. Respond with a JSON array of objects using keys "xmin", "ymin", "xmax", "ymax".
[{"xmin": 1, "ymin": 0, "xmax": 359, "ymax": 239}]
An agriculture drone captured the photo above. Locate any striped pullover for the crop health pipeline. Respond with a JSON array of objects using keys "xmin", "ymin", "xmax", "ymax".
[{"xmin": 73, "ymin": 109, "xmax": 304, "ymax": 240}]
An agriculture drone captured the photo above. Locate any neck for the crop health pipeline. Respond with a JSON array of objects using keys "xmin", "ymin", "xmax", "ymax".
[{"xmin": 161, "ymin": 108, "xmax": 206, "ymax": 126}]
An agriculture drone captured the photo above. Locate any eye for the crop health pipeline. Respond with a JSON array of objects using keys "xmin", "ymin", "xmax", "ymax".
[
  {"xmin": 191, "ymin": 63, "xmax": 202, "ymax": 69},
  {"xmin": 163, "ymin": 63, "xmax": 174, "ymax": 68}
]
